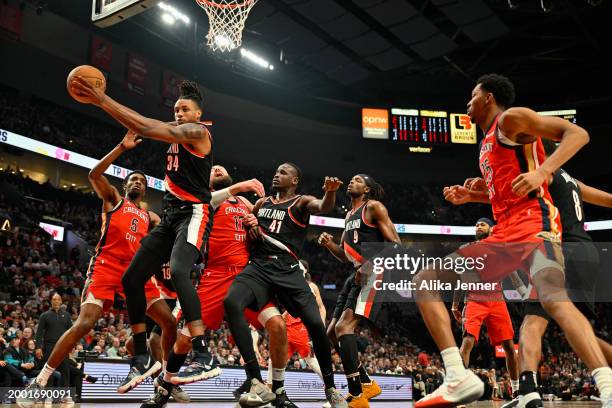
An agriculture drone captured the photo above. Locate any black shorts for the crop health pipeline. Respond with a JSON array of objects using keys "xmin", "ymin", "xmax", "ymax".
[
  {"xmin": 146, "ymin": 298, "xmax": 178, "ymax": 336},
  {"xmin": 233, "ymin": 255, "xmax": 316, "ymax": 319},
  {"xmin": 524, "ymin": 240, "xmax": 599, "ymax": 321},
  {"xmin": 140, "ymin": 203, "xmax": 213, "ymax": 258},
  {"xmin": 331, "ymin": 270, "xmax": 382, "ymax": 322},
  {"xmin": 332, "ymin": 272, "xmax": 358, "ymax": 320}
]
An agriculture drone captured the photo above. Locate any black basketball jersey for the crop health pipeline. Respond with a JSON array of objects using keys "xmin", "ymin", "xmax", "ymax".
[
  {"xmin": 549, "ymin": 168, "xmax": 590, "ymax": 243},
  {"xmin": 341, "ymin": 201, "xmax": 384, "ymax": 267},
  {"xmin": 253, "ymin": 195, "xmax": 308, "ymax": 260},
  {"xmin": 164, "ymin": 123, "xmax": 212, "ymax": 205}
]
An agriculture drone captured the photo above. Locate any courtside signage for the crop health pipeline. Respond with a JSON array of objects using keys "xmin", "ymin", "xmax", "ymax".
[
  {"xmin": 81, "ymin": 361, "xmax": 412, "ymax": 401},
  {"xmin": 362, "ymin": 108, "xmax": 389, "ymax": 139}
]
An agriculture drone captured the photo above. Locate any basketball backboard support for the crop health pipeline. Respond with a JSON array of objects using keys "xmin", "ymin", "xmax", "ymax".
[{"xmin": 91, "ymin": 0, "xmax": 158, "ymax": 28}]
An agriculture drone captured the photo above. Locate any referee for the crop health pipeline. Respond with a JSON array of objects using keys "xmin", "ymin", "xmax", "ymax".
[{"xmin": 35, "ymin": 293, "xmax": 72, "ymax": 388}]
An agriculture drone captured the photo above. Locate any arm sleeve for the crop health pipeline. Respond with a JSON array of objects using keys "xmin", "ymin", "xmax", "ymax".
[{"xmin": 210, "ymin": 188, "xmax": 231, "ymax": 209}]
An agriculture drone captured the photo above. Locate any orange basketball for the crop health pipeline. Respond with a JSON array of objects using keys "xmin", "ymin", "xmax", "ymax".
[{"xmin": 66, "ymin": 65, "xmax": 106, "ymax": 103}]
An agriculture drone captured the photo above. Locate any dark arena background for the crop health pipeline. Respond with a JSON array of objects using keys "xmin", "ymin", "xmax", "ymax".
[{"xmin": 1, "ymin": 0, "xmax": 611, "ymax": 407}]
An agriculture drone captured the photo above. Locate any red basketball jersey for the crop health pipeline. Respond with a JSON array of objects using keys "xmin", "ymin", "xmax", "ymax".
[
  {"xmin": 479, "ymin": 114, "xmax": 554, "ymax": 220},
  {"xmin": 94, "ymin": 199, "xmax": 150, "ymax": 262},
  {"xmin": 206, "ymin": 198, "xmax": 250, "ymax": 268}
]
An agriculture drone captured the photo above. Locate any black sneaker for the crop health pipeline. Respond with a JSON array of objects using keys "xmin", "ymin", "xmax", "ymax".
[
  {"xmin": 154, "ymin": 375, "xmax": 191, "ymax": 403},
  {"xmin": 170, "ymin": 351, "xmax": 221, "ymax": 384},
  {"xmin": 141, "ymin": 377, "xmax": 173, "ymax": 408},
  {"xmin": 234, "ymin": 379, "xmax": 252, "ymax": 401},
  {"xmin": 501, "ymin": 392, "xmax": 544, "ymax": 408},
  {"xmin": 273, "ymin": 387, "xmax": 300, "ymax": 408},
  {"xmin": 118, "ymin": 352, "xmax": 162, "ymax": 394}
]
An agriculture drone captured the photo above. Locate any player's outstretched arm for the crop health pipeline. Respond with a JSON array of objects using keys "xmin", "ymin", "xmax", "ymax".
[
  {"xmin": 210, "ymin": 179, "xmax": 265, "ymax": 210},
  {"xmin": 317, "ymin": 232, "xmax": 349, "ymax": 263},
  {"xmin": 304, "ymin": 177, "xmax": 343, "ymax": 215},
  {"xmin": 70, "ymin": 77, "xmax": 211, "ymax": 147},
  {"xmin": 370, "ymin": 201, "xmax": 401, "ymax": 244},
  {"xmin": 499, "ymin": 107, "xmax": 589, "ymax": 197},
  {"xmin": 88, "ymin": 131, "xmax": 140, "ymax": 209},
  {"xmin": 577, "ymin": 180, "xmax": 612, "ymax": 208}
]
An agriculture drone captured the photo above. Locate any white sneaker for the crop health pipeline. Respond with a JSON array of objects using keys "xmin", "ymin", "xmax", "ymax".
[
  {"xmin": 322, "ymin": 401, "xmax": 332, "ymax": 408},
  {"xmin": 238, "ymin": 378, "xmax": 275, "ymax": 407},
  {"xmin": 414, "ymin": 370, "xmax": 484, "ymax": 408}
]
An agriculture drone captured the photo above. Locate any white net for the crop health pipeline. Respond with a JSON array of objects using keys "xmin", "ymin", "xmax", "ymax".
[{"xmin": 196, "ymin": 0, "xmax": 258, "ymax": 52}]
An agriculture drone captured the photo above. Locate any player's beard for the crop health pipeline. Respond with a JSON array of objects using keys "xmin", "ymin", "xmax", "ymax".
[
  {"xmin": 127, "ymin": 189, "xmax": 141, "ymax": 202},
  {"xmin": 475, "ymin": 231, "xmax": 489, "ymax": 241},
  {"xmin": 211, "ymin": 175, "xmax": 233, "ymax": 191}
]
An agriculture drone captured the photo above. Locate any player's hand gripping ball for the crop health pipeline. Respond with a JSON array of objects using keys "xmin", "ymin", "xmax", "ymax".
[{"xmin": 67, "ymin": 65, "xmax": 106, "ymax": 104}]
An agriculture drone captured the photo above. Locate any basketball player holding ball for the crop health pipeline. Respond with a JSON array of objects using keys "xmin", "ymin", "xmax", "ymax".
[{"xmin": 68, "ymin": 75, "xmax": 222, "ymax": 399}]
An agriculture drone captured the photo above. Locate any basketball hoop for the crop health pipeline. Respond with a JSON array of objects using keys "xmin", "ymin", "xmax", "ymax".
[{"xmin": 195, "ymin": 0, "xmax": 258, "ymax": 52}]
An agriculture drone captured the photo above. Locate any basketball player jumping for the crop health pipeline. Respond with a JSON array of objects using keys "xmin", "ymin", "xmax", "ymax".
[
  {"xmin": 414, "ymin": 73, "xmax": 611, "ymax": 407},
  {"xmin": 141, "ymin": 165, "xmax": 290, "ymax": 408},
  {"xmin": 70, "ymin": 78, "xmax": 225, "ymax": 393},
  {"xmin": 318, "ymin": 174, "xmax": 400, "ymax": 408},
  {"xmin": 17, "ymin": 131, "xmax": 177, "ymax": 407},
  {"xmin": 223, "ymin": 163, "xmax": 348, "ymax": 407}
]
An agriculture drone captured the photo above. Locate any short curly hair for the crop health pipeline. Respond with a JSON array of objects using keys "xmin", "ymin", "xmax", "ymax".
[{"xmin": 477, "ymin": 74, "xmax": 515, "ymax": 108}]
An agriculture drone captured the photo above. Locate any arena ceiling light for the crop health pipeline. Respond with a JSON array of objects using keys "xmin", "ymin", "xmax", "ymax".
[
  {"xmin": 158, "ymin": 2, "xmax": 189, "ymax": 25},
  {"xmin": 161, "ymin": 12, "xmax": 175, "ymax": 25},
  {"xmin": 240, "ymin": 48, "xmax": 274, "ymax": 71}
]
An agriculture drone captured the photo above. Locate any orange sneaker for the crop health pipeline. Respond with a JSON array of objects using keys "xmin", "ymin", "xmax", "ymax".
[
  {"xmin": 346, "ymin": 393, "xmax": 370, "ymax": 408},
  {"xmin": 362, "ymin": 381, "xmax": 382, "ymax": 400}
]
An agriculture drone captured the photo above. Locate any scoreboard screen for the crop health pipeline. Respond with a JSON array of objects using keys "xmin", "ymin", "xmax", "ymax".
[
  {"xmin": 538, "ymin": 109, "xmax": 577, "ymax": 124},
  {"xmin": 390, "ymin": 109, "xmax": 450, "ymax": 144}
]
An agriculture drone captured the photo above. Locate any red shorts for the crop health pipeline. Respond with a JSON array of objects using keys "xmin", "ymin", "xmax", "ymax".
[
  {"xmin": 286, "ymin": 322, "xmax": 311, "ymax": 359},
  {"xmin": 82, "ymin": 257, "xmax": 160, "ymax": 311},
  {"xmin": 196, "ymin": 266, "xmax": 275, "ymax": 330},
  {"xmin": 463, "ymin": 301, "xmax": 514, "ymax": 346},
  {"xmin": 456, "ymin": 200, "xmax": 563, "ymax": 283}
]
